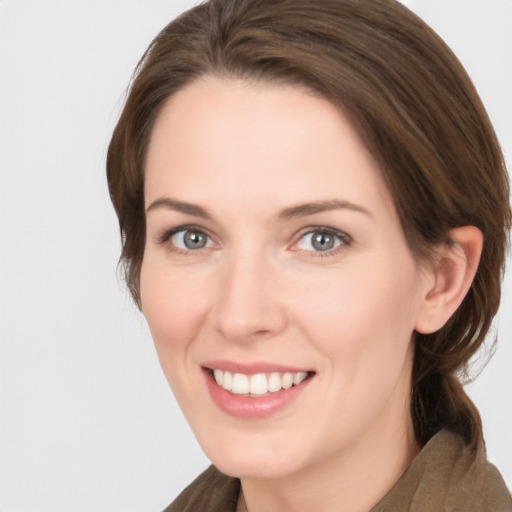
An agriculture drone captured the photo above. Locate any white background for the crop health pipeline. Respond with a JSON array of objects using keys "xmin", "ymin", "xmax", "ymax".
[{"xmin": 0, "ymin": 1, "xmax": 510, "ymax": 510}]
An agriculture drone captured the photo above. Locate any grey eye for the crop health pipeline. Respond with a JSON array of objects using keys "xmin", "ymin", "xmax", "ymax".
[
  {"xmin": 171, "ymin": 229, "xmax": 212, "ymax": 250},
  {"xmin": 297, "ymin": 230, "xmax": 344, "ymax": 252},
  {"xmin": 311, "ymin": 232, "xmax": 336, "ymax": 251}
]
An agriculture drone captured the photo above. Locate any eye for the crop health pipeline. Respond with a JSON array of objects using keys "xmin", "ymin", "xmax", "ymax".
[
  {"xmin": 169, "ymin": 229, "xmax": 213, "ymax": 250},
  {"xmin": 295, "ymin": 229, "xmax": 351, "ymax": 253}
]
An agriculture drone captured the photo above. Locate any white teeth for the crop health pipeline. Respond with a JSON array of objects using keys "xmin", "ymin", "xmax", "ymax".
[
  {"xmin": 282, "ymin": 372, "xmax": 293, "ymax": 389},
  {"xmin": 223, "ymin": 371, "xmax": 233, "ymax": 391},
  {"xmin": 212, "ymin": 369, "xmax": 310, "ymax": 396},
  {"xmin": 293, "ymin": 372, "xmax": 308, "ymax": 385},
  {"xmin": 231, "ymin": 373, "xmax": 249, "ymax": 395},
  {"xmin": 213, "ymin": 369, "xmax": 223, "ymax": 386},
  {"xmin": 268, "ymin": 372, "xmax": 282, "ymax": 392},
  {"xmin": 249, "ymin": 374, "xmax": 268, "ymax": 396}
]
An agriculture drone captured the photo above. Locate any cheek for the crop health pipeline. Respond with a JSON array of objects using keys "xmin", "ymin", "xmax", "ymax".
[
  {"xmin": 289, "ymin": 255, "xmax": 423, "ymax": 368},
  {"xmin": 139, "ymin": 258, "xmax": 215, "ymax": 416},
  {"xmin": 140, "ymin": 259, "xmax": 207, "ymax": 359},
  {"xmin": 289, "ymin": 259, "xmax": 422, "ymax": 431}
]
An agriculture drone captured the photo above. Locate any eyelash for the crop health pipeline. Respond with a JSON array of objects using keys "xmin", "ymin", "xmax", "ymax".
[
  {"xmin": 157, "ymin": 224, "xmax": 214, "ymax": 256},
  {"xmin": 292, "ymin": 226, "xmax": 352, "ymax": 258},
  {"xmin": 156, "ymin": 225, "xmax": 352, "ymax": 257}
]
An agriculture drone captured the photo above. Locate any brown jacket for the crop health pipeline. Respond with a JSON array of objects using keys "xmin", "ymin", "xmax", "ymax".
[{"xmin": 165, "ymin": 430, "xmax": 512, "ymax": 511}]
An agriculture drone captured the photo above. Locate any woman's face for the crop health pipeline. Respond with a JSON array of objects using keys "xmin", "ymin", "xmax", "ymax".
[{"xmin": 141, "ymin": 77, "xmax": 432, "ymax": 479}]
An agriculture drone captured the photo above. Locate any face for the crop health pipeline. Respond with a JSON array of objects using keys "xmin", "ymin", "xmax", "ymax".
[{"xmin": 141, "ymin": 77, "xmax": 432, "ymax": 480}]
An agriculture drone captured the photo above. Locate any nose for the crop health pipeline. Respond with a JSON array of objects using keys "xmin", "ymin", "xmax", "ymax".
[{"xmin": 210, "ymin": 250, "xmax": 288, "ymax": 343}]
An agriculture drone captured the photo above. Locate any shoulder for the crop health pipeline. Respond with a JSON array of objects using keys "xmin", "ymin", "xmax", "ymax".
[
  {"xmin": 162, "ymin": 465, "xmax": 240, "ymax": 512},
  {"xmin": 373, "ymin": 430, "xmax": 512, "ymax": 511}
]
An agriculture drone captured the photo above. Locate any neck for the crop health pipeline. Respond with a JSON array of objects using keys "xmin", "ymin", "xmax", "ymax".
[{"xmin": 237, "ymin": 419, "xmax": 419, "ymax": 512}]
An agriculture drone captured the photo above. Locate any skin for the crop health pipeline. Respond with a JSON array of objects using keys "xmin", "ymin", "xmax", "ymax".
[{"xmin": 140, "ymin": 77, "xmax": 482, "ymax": 512}]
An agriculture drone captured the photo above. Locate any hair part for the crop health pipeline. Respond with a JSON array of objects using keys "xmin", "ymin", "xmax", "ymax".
[{"xmin": 107, "ymin": 0, "xmax": 511, "ymax": 449}]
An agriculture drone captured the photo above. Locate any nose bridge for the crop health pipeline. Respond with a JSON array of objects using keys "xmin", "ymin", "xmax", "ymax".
[{"xmin": 211, "ymin": 243, "xmax": 287, "ymax": 342}]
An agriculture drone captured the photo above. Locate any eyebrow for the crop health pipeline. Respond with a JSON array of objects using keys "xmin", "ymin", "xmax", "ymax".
[
  {"xmin": 145, "ymin": 197, "xmax": 371, "ymax": 220},
  {"xmin": 277, "ymin": 199, "xmax": 372, "ymax": 220},
  {"xmin": 146, "ymin": 197, "xmax": 212, "ymax": 219}
]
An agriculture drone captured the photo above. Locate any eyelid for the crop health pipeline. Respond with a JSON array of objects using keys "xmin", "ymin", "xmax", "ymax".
[
  {"xmin": 290, "ymin": 226, "xmax": 352, "ymax": 255},
  {"xmin": 154, "ymin": 224, "xmax": 351, "ymax": 256},
  {"xmin": 156, "ymin": 224, "xmax": 216, "ymax": 248}
]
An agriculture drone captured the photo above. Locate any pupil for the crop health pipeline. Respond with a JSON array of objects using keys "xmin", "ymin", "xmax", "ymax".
[
  {"xmin": 184, "ymin": 231, "xmax": 206, "ymax": 249},
  {"xmin": 312, "ymin": 232, "xmax": 334, "ymax": 251}
]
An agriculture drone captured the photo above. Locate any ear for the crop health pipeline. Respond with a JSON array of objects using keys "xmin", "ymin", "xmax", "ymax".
[{"xmin": 414, "ymin": 226, "xmax": 483, "ymax": 334}]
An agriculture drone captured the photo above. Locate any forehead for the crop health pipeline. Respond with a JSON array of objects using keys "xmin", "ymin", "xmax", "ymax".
[{"xmin": 144, "ymin": 76, "xmax": 395, "ymax": 218}]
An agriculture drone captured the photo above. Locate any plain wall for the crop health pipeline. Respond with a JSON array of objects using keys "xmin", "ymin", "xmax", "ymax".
[{"xmin": 0, "ymin": 1, "xmax": 510, "ymax": 510}]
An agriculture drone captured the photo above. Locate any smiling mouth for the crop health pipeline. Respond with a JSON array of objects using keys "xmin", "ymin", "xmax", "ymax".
[{"xmin": 207, "ymin": 368, "xmax": 315, "ymax": 397}]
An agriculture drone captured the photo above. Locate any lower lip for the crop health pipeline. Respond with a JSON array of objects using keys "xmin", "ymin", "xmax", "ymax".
[{"xmin": 203, "ymin": 369, "xmax": 313, "ymax": 420}]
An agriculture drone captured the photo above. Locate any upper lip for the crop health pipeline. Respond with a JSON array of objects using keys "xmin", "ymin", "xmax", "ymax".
[{"xmin": 202, "ymin": 360, "xmax": 313, "ymax": 374}]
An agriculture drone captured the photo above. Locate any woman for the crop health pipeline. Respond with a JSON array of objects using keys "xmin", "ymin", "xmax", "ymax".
[{"xmin": 106, "ymin": 0, "xmax": 512, "ymax": 510}]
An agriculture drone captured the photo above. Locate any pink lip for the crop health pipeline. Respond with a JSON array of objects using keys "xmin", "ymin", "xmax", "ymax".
[
  {"xmin": 202, "ymin": 365, "xmax": 314, "ymax": 420},
  {"xmin": 202, "ymin": 360, "xmax": 311, "ymax": 375}
]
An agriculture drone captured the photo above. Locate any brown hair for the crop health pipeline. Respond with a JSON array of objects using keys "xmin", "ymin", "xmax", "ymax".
[{"xmin": 107, "ymin": 0, "xmax": 511, "ymax": 449}]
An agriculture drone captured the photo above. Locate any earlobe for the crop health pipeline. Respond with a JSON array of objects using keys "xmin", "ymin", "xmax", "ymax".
[{"xmin": 414, "ymin": 226, "xmax": 483, "ymax": 334}]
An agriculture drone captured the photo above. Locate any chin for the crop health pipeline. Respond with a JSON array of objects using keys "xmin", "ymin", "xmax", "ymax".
[
  {"xmin": 211, "ymin": 453, "xmax": 297, "ymax": 480},
  {"xmin": 196, "ymin": 434, "xmax": 297, "ymax": 479},
  {"xmin": 196, "ymin": 428, "xmax": 313, "ymax": 480}
]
